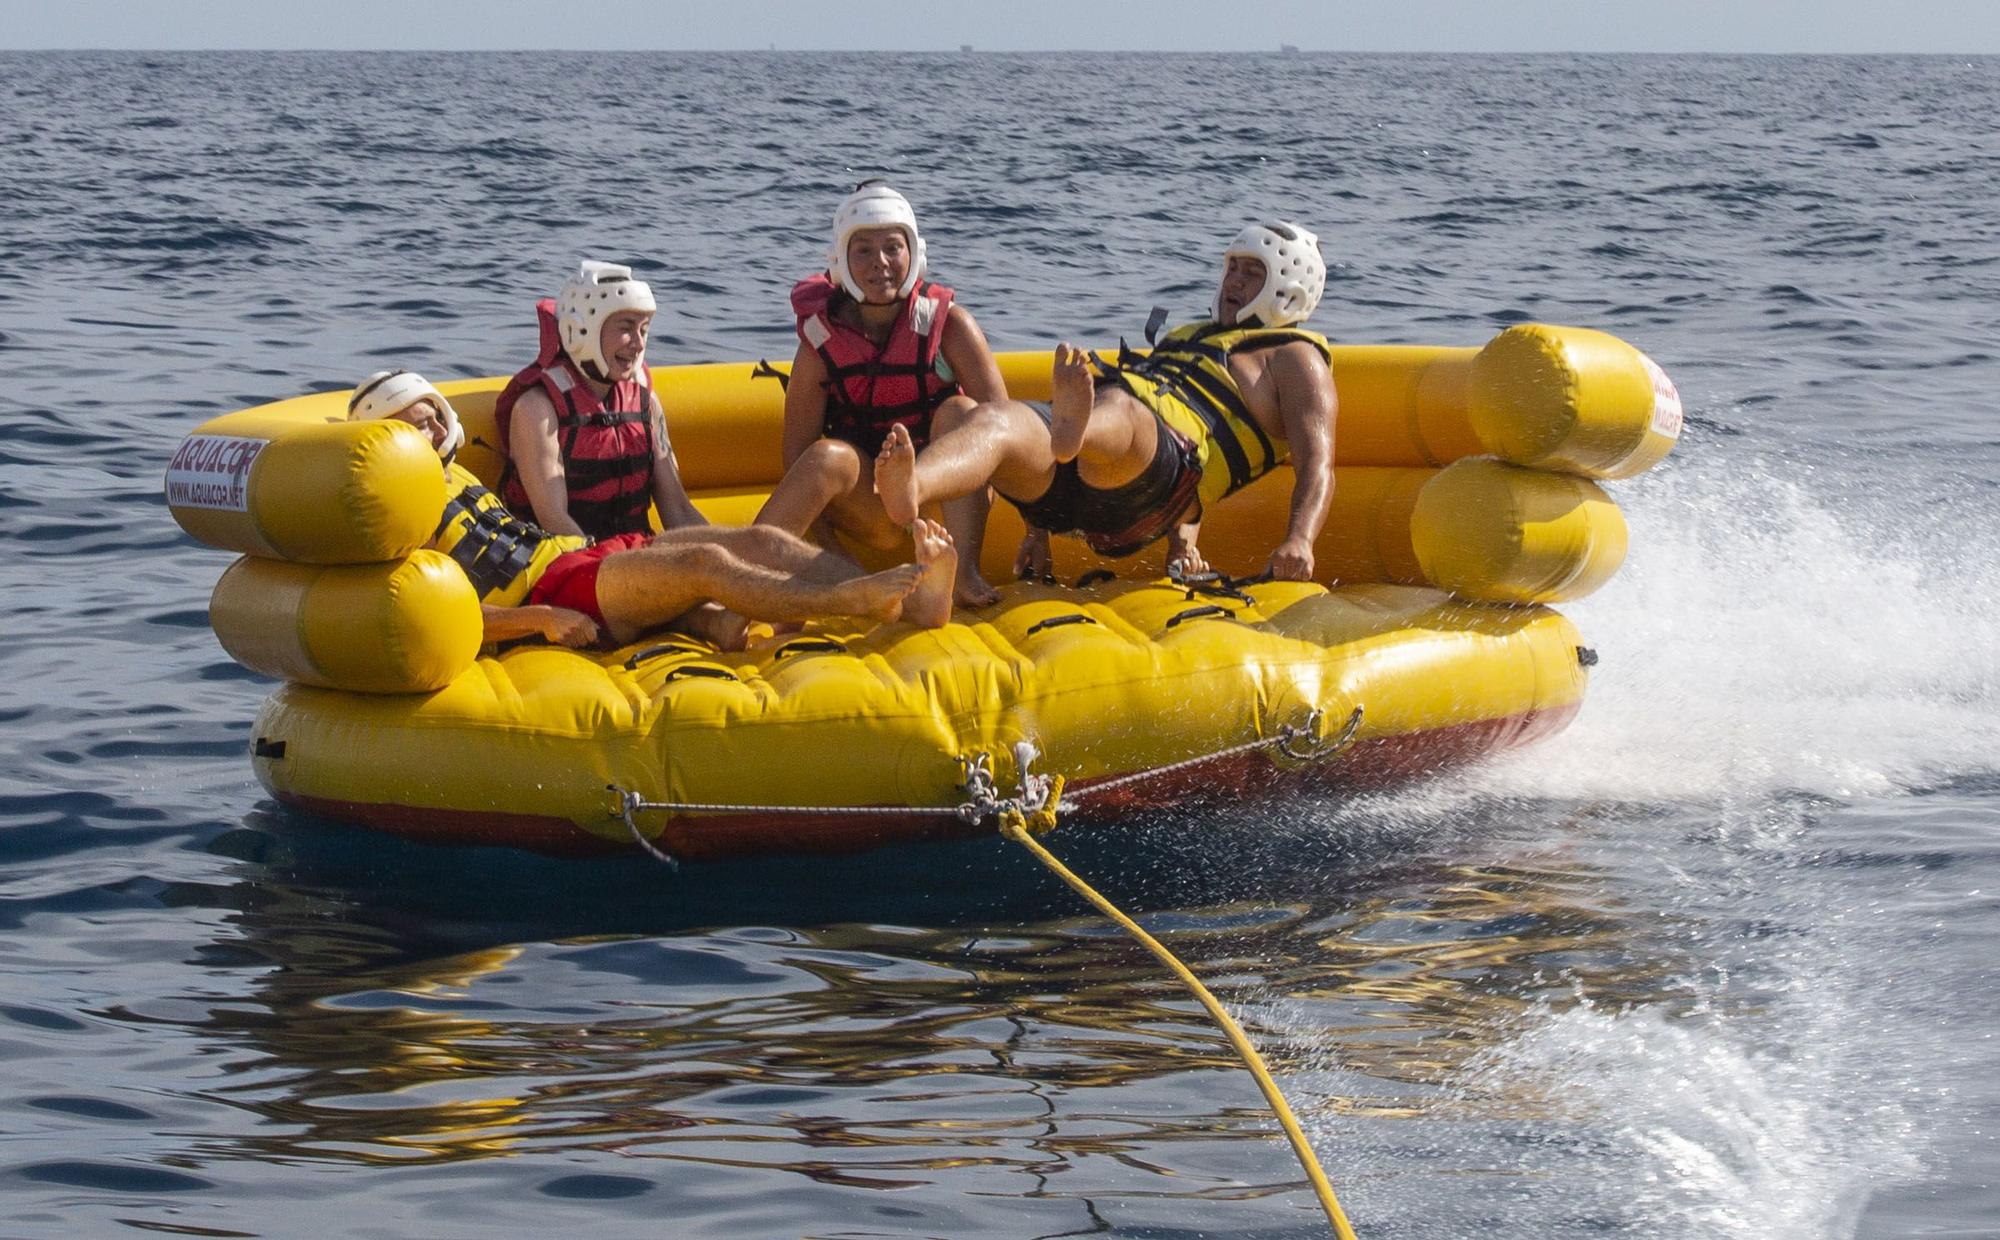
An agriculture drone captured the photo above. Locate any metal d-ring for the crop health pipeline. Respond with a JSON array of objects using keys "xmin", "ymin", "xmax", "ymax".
[{"xmin": 1274, "ymin": 705, "xmax": 1364, "ymax": 762}]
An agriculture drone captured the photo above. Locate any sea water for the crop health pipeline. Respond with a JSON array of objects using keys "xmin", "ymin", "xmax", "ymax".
[{"xmin": 1, "ymin": 51, "xmax": 1996, "ymax": 1238}]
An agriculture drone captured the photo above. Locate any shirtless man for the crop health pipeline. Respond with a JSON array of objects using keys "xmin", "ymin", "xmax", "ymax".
[
  {"xmin": 872, "ymin": 222, "xmax": 1338, "ymax": 581},
  {"xmin": 347, "ymin": 370, "xmax": 956, "ymax": 648}
]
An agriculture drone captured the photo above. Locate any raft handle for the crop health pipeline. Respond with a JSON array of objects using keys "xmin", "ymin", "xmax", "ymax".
[
  {"xmin": 1168, "ymin": 563, "xmax": 1269, "ymax": 604},
  {"xmin": 1025, "ymin": 613, "xmax": 1098, "ymax": 637},
  {"xmin": 775, "ymin": 637, "xmax": 848, "ymax": 658},
  {"xmin": 1074, "ymin": 568, "xmax": 1118, "ymax": 589},
  {"xmin": 662, "ymin": 664, "xmax": 740, "ymax": 684},
  {"xmin": 623, "ymin": 641, "xmax": 717, "ymax": 670},
  {"xmin": 1164, "ymin": 603, "xmax": 1236, "ymax": 630},
  {"xmin": 1577, "ymin": 646, "xmax": 1600, "ymax": 667},
  {"xmin": 253, "ymin": 738, "xmax": 286, "ymax": 760}
]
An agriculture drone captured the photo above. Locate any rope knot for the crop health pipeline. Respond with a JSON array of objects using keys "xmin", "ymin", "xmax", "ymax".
[{"xmin": 1022, "ymin": 774, "xmax": 1065, "ymax": 836}]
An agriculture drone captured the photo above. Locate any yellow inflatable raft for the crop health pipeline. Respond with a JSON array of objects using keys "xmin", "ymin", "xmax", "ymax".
[{"xmin": 168, "ymin": 324, "xmax": 1680, "ymax": 860}]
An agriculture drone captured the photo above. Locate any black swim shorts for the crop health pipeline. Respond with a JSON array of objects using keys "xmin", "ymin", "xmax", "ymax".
[{"xmin": 1005, "ymin": 403, "xmax": 1204, "ymax": 558}]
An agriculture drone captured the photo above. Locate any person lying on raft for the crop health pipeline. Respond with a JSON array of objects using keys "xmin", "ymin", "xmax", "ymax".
[
  {"xmin": 493, "ymin": 260, "xmax": 693, "ymax": 543},
  {"xmin": 872, "ymin": 222, "xmax": 1339, "ymax": 582},
  {"xmin": 347, "ymin": 370, "xmax": 956, "ymax": 649},
  {"xmin": 753, "ymin": 180, "xmax": 1010, "ymax": 607}
]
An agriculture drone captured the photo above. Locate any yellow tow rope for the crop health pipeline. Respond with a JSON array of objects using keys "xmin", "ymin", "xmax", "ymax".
[{"xmin": 998, "ymin": 780, "xmax": 1359, "ymax": 1240}]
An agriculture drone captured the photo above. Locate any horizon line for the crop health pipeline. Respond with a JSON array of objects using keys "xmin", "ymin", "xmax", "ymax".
[{"xmin": 7, "ymin": 46, "xmax": 1998, "ymax": 55}]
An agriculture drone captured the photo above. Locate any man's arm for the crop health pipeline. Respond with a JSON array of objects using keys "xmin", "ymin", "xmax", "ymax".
[
  {"xmin": 480, "ymin": 603, "xmax": 598, "ymax": 647},
  {"xmin": 647, "ymin": 391, "xmax": 708, "ymax": 530},
  {"xmin": 1269, "ymin": 342, "xmax": 1338, "ymax": 581},
  {"xmin": 507, "ymin": 388, "xmax": 587, "ymax": 538}
]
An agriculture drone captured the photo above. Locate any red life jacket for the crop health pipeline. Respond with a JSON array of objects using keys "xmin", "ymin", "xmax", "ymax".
[
  {"xmin": 494, "ymin": 298, "xmax": 657, "ymax": 541},
  {"xmin": 791, "ymin": 273, "xmax": 960, "ymax": 452}
]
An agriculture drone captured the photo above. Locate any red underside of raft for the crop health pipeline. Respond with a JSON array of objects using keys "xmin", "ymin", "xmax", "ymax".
[{"xmin": 274, "ymin": 701, "xmax": 1579, "ymax": 862}]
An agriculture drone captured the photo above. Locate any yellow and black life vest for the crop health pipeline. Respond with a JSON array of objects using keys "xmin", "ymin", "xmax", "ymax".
[
  {"xmin": 1101, "ymin": 320, "xmax": 1333, "ymax": 510},
  {"xmin": 432, "ymin": 463, "xmax": 587, "ymax": 607}
]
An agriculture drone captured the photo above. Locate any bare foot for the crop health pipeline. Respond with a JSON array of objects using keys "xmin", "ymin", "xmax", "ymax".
[
  {"xmin": 1049, "ymin": 342, "xmax": 1096, "ymax": 463},
  {"xmin": 833, "ymin": 563, "xmax": 922, "ymax": 623},
  {"xmin": 904, "ymin": 518, "xmax": 957, "ymax": 628},
  {"xmin": 954, "ymin": 567, "xmax": 1001, "ymax": 610},
  {"xmin": 872, "ymin": 423, "xmax": 920, "ymax": 527}
]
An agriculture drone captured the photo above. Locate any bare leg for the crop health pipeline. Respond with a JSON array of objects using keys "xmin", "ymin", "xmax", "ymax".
[
  {"xmin": 875, "ymin": 405, "xmax": 1059, "ymax": 527},
  {"xmin": 923, "ymin": 397, "xmax": 1001, "ymax": 608},
  {"xmin": 594, "ymin": 541, "xmax": 920, "ymax": 644},
  {"xmin": 941, "ymin": 487, "xmax": 998, "ymax": 608},
  {"xmin": 1070, "ymin": 392, "xmax": 1159, "ymax": 492},
  {"xmin": 902, "ymin": 518, "xmax": 957, "ymax": 629},
  {"xmin": 755, "ymin": 438, "xmax": 862, "ymax": 537},
  {"xmin": 652, "ymin": 523, "xmax": 861, "ymax": 584},
  {"xmin": 820, "ymin": 449, "xmax": 908, "ymax": 553}
]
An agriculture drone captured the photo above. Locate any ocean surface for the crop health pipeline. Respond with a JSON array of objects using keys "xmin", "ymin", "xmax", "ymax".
[{"xmin": 2, "ymin": 49, "xmax": 1997, "ymax": 1238}]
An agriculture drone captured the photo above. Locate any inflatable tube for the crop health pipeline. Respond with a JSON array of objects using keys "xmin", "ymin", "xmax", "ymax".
[
  {"xmin": 169, "ymin": 324, "xmax": 1674, "ymax": 860},
  {"xmin": 211, "ymin": 551, "xmax": 483, "ymax": 694},
  {"xmin": 432, "ymin": 324, "xmax": 1681, "ymax": 492},
  {"xmin": 168, "ymin": 416, "xmax": 444, "ymax": 563},
  {"xmin": 1411, "ymin": 460, "xmax": 1629, "ymax": 604},
  {"xmin": 1468, "ymin": 324, "xmax": 1683, "ymax": 479},
  {"xmin": 249, "ymin": 580, "xmax": 1591, "ymax": 859},
  {"xmin": 169, "ymin": 386, "xmax": 1640, "ymax": 610}
]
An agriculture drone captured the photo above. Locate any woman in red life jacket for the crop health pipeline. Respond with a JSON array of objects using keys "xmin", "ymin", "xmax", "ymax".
[
  {"xmin": 755, "ymin": 181, "xmax": 1010, "ymax": 608},
  {"xmin": 494, "ymin": 261, "xmax": 706, "ymax": 542}
]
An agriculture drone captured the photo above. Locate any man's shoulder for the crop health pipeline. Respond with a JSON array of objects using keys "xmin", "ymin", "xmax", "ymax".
[
  {"xmin": 1221, "ymin": 332, "xmax": 1331, "ymax": 370},
  {"xmin": 1274, "ymin": 335, "xmax": 1333, "ymax": 368}
]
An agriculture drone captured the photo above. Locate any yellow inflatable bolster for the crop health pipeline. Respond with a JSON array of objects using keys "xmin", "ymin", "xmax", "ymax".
[
  {"xmin": 1411, "ymin": 459, "xmax": 1629, "ymax": 604},
  {"xmin": 1467, "ymin": 324, "xmax": 1683, "ymax": 480},
  {"xmin": 211, "ymin": 551, "xmax": 482, "ymax": 694},
  {"xmin": 627, "ymin": 327, "xmax": 1680, "ymax": 490},
  {"xmin": 168, "ymin": 417, "xmax": 444, "ymax": 563}
]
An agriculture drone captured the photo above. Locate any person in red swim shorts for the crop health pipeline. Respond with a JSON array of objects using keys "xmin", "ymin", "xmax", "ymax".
[{"xmin": 347, "ymin": 370, "xmax": 957, "ymax": 648}]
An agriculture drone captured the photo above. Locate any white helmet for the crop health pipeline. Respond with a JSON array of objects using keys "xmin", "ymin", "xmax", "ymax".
[
  {"xmin": 827, "ymin": 180, "xmax": 927, "ymax": 302},
  {"xmin": 1217, "ymin": 221, "xmax": 1325, "ymax": 328},
  {"xmin": 557, "ymin": 260, "xmax": 656, "ymax": 381},
  {"xmin": 347, "ymin": 369, "xmax": 464, "ymax": 458}
]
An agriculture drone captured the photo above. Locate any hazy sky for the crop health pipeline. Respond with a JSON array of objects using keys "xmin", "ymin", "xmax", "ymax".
[{"xmin": 4, "ymin": 0, "xmax": 1999, "ymax": 53}]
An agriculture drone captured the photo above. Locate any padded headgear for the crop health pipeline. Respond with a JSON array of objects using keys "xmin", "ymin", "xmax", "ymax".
[
  {"xmin": 557, "ymin": 260, "xmax": 656, "ymax": 380},
  {"xmin": 828, "ymin": 180, "xmax": 927, "ymax": 302},
  {"xmin": 347, "ymin": 369, "xmax": 463, "ymax": 459},
  {"xmin": 1217, "ymin": 221, "xmax": 1325, "ymax": 328}
]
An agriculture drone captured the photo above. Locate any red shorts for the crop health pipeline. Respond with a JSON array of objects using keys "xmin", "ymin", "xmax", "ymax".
[{"xmin": 527, "ymin": 532, "xmax": 653, "ymax": 626}]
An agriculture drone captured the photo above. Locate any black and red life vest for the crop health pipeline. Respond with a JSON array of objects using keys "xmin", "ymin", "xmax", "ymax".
[
  {"xmin": 494, "ymin": 298, "xmax": 657, "ymax": 541},
  {"xmin": 791, "ymin": 273, "xmax": 960, "ymax": 452}
]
